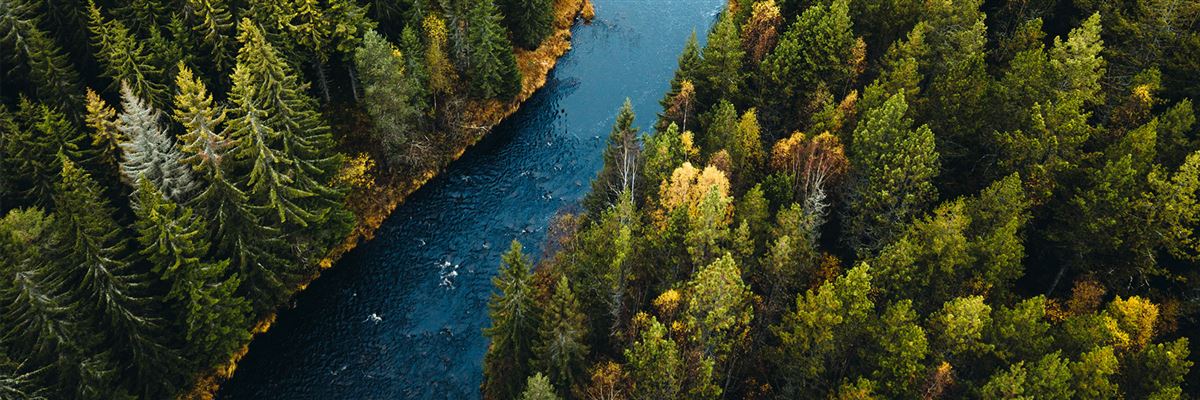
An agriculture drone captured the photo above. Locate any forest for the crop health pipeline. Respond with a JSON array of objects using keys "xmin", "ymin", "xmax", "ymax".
[
  {"xmin": 0, "ymin": 0, "xmax": 559, "ymax": 397},
  {"xmin": 482, "ymin": 0, "xmax": 1200, "ymax": 399}
]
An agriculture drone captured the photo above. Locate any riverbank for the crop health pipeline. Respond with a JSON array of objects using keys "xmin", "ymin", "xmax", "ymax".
[{"xmin": 182, "ymin": 1, "xmax": 590, "ymax": 397}]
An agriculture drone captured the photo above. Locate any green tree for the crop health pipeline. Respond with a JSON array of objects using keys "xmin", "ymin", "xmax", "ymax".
[
  {"xmin": 772, "ymin": 264, "xmax": 873, "ymax": 397},
  {"xmin": 657, "ymin": 31, "xmax": 702, "ymax": 132},
  {"xmin": 520, "ymin": 373, "xmax": 561, "ymax": 400},
  {"xmin": 584, "ymin": 99, "xmax": 640, "ymax": 216},
  {"xmin": 2, "ymin": 99, "xmax": 88, "ymax": 207},
  {"xmin": 87, "ymin": 2, "xmax": 169, "ymax": 107},
  {"xmin": 465, "ymin": 0, "xmax": 522, "ymax": 99},
  {"xmin": 533, "ymin": 275, "xmax": 589, "ymax": 396},
  {"xmin": 842, "ymin": 92, "xmax": 939, "ymax": 257},
  {"xmin": 227, "ymin": 18, "xmax": 345, "ymax": 230},
  {"xmin": 498, "ymin": 0, "xmax": 553, "ymax": 49},
  {"xmin": 0, "ymin": 0, "xmax": 84, "ymax": 115},
  {"xmin": 758, "ymin": 0, "xmax": 854, "ymax": 129},
  {"xmin": 354, "ymin": 30, "xmax": 423, "ymax": 169},
  {"xmin": 483, "ymin": 240, "xmax": 540, "ymax": 400},
  {"xmin": 183, "ymin": 0, "xmax": 235, "ymax": 74},
  {"xmin": 867, "ymin": 300, "xmax": 928, "ymax": 398},
  {"xmin": 625, "ymin": 316, "xmax": 683, "ymax": 400},
  {"xmin": 684, "ymin": 254, "xmax": 753, "ymax": 387},
  {"xmin": 52, "ymin": 157, "xmax": 181, "ymax": 398},
  {"xmin": 130, "ymin": 179, "xmax": 250, "ymax": 371},
  {"xmin": 698, "ymin": 11, "xmax": 743, "ymax": 103}
]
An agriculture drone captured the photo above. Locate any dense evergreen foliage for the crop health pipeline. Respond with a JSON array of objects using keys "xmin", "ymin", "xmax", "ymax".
[
  {"xmin": 483, "ymin": 0, "xmax": 1200, "ymax": 398},
  {"xmin": 0, "ymin": 0, "xmax": 555, "ymax": 396}
]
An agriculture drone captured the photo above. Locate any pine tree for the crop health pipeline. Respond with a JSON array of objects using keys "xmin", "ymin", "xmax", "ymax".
[
  {"xmin": 657, "ymin": 31, "xmax": 703, "ymax": 132},
  {"xmin": 758, "ymin": 0, "xmax": 855, "ymax": 128},
  {"xmin": 842, "ymin": 92, "xmax": 939, "ymax": 257},
  {"xmin": 87, "ymin": 2, "xmax": 169, "ymax": 107},
  {"xmin": 0, "ymin": 207, "xmax": 95, "ymax": 397},
  {"xmin": 482, "ymin": 240, "xmax": 540, "ymax": 400},
  {"xmin": 465, "ymin": 0, "xmax": 522, "ymax": 99},
  {"xmin": 130, "ymin": 178, "xmax": 250, "ymax": 370},
  {"xmin": 354, "ymin": 30, "xmax": 423, "ymax": 169},
  {"xmin": 498, "ymin": 0, "xmax": 553, "ymax": 49},
  {"xmin": 772, "ymin": 264, "xmax": 873, "ymax": 397},
  {"xmin": 533, "ymin": 275, "xmax": 589, "ymax": 396},
  {"xmin": 117, "ymin": 82, "xmax": 198, "ymax": 202},
  {"xmin": 683, "ymin": 254, "xmax": 753, "ymax": 383},
  {"xmin": 51, "ymin": 157, "xmax": 182, "ymax": 398}
]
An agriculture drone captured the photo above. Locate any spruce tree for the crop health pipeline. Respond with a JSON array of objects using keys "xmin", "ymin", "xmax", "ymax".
[
  {"xmin": 497, "ymin": 0, "xmax": 553, "ymax": 49},
  {"xmin": 482, "ymin": 240, "xmax": 540, "ymax": 400},
  {"xmin": 698, "ymin": 11, "xmax": 743, "ymax": 103},
  {"xmin": 3, "ymin": 99, "xmax": 88, "ymax": 207},
  {"xmin": 51, "ymin": 157, "xmax": 181, "ymax": 398},
  {"xmin": 658, "ymin": 31, "xmax": 703, "ymax": 128},
  {"xmin": 85, "ymin": 88, "xmax": 123, "ymax": 174},
  {"xmin": 87, "ymin": 2, "xmax": 169, "ymax": 107},
  {"xmin": 130, "ymin": 178, "xmax": 250, "ymax": 370},
  {"xmin": 465, "ymin": 0, "xmax": 522, "ymax": 99},
  {"xmin": 184, "ymin": 0, "xmax": 235, "ymax": 74},
  {"xmin": 227, "ymin": 18, "xmax": 343, "ymax": 228},
  {"xmin": 533, "ymin": 275, "xmax": 589, "ymax": 396},
  {"xmin": 174, "ymin": 64, "xmax": 290, "ymax": 313},
  {"xmin": 584, "ymin": 99, "xmax": 640, "ymax": 216},
  {"xmin": 0, "ymin": 0, "xmax": 84, "ymax": 115},
  {"xmin": 116, "ymin": 82, "xmax": 198, "ymax": 202}
]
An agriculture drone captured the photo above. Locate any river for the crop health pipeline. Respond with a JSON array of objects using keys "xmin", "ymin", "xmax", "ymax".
[{"xmin": 219, "ymin": 1, "xmax": 722, "ymax": 398}]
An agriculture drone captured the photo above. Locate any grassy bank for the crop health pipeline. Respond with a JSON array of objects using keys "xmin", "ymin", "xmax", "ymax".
[{"xmin": 182, "ymin": 0, "xmax": 590, "ymax": 397}]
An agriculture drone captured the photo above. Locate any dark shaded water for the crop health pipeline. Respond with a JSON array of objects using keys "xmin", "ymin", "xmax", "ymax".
[{"xmin": 219, "ymin": 1, "xmax": 721, "ymax": 398}]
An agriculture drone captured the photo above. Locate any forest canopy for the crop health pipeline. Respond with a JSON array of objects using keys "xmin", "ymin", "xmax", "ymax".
[{"xmin": 483, "ymin": 0, "xmax": 1200, "ymax": 399}]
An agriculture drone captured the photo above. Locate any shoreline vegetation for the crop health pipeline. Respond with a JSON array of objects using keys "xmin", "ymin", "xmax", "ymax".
[{"xmin": 182, "ymin": 0, "xmax": 591, "ymax": 397}]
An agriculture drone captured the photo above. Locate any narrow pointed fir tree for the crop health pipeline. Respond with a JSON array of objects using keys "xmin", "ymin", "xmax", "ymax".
[
  {"xmin": 483, "ymin": 240, "xmax": 541, "ymax": 400},
  {"xmin": 584, "ymin": 99, "xmax": 640, "ymax": 216},
  {"xmin": 228, "ymin": 18, "xmax": 346, "ymax": 229},
  {"xmin": 658, "ymin": 31, "xmax": 703, "ymax": 130},
  {"xmin": 131, "ymin": 178, "xmax": 250, "ymax": 370},
  {"xmin": 85, "ymin": 88, "xmax": 123, "ymax": 174},
  {"xmin": 117, "ymin": 82, "xmax": 198, "ymax": 202},
  {"xmin": 2, "ymin": 99, "xmax": 88, "ymax": 207},
  {"xmin": 0, "ymin": 207, "xmax": 93, "ymax": 397},
  {"xmin": 0, "ymin": 0, "xmax": 84, "ymax": 116},
  {"xmin": 497, "ymin": 0, "xmax": 553, "ymax": 49},
  {"xmin": 183, "ymin": 0, "xmax": 235, "ymax": 74},
  {"xmin": 87, "ymin": 2, "xmax": 169, "ymax": 107},
  {"xmin": 466, "ymin": 0, "xmax": 522, "ymax": 99},
  {"xmin": 51, "ymin": 157, "xmax": 182, "ymax": 398},
  {"xmin": 533, "ymin": 275, "xmax": 589, "ymax": 396},
  {"xmin": 173, "ymin": 65, "xmax": 291, "ymax": 314}
]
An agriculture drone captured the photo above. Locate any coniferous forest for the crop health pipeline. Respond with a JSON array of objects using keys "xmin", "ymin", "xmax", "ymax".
[
  {"xmin": 0, "ymin": 0, "xmax": 558, "ymax": 396},
  {"xmin": 482, "ymin": 0, "xmax": 1200, "ymax": 399}
]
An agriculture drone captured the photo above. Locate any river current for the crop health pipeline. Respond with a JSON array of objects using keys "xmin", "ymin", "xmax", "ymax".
[{"xmin": 220, "ymin": 1, "xmax": 722, "ymax": 397}]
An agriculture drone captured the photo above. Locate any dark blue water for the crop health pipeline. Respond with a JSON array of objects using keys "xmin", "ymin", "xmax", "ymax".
[{"xmin": 219, "ymin": 1, "xmax": 721, "ymax": 398}]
